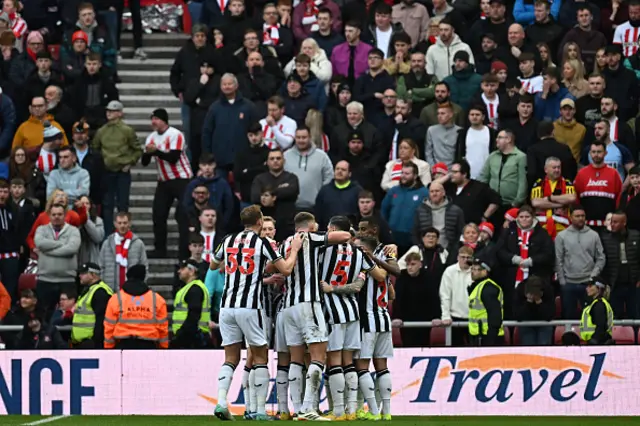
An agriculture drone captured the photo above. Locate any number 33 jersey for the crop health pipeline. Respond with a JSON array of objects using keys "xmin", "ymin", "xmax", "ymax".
[
  {"xmin": 320, "ymin": 243, "xmax": 375, "ymax": 324},
  {"xmin": 214, "ymin": 230, "xmax": 282, "ymax": 310},
  {"xmin": 359, "ymin": 244, "xmax": 393, "ymax": 333}
]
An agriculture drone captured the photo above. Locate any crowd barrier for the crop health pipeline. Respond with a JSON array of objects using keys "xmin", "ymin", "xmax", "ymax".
[{"xmin": 0, "ymin": 347, "xmax": 638, "ymax": 416}]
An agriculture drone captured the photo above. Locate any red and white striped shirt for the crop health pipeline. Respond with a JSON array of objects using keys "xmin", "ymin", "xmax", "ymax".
[
  {"xmin": 614, "ymin": 22, "xmax": 640, "ymax": 57},
  {"xmin": 320, "ymin": 133, "xmax": 330, "ymax": 152},
  {"xmin": 390, "ymin": 160, "xmax": 403, "ymax": 181},
  {"xmin": 145, "ymin": 127, "xmax": 193, "ymax": 182},
  {"xmin": 259, "ymin": 116, "xmax": 296, "ymax": 150},
  {"xmin": 9, "ymin": 13, "xmax": 27, "ymax": 43},
  {"xmin": 608, "ymin": 116, "xmax": 619, "ymax": 142},
  {"xmin": 37, "ymin": 149, "xmax": 57, "ymax": 176},
  {"xmin": 201, "ymin": 230, "xmax": 216, "ymax": 263},
  {"xmin": 482, "ymin": 93, "xmax": 500, "ymax": 129}
]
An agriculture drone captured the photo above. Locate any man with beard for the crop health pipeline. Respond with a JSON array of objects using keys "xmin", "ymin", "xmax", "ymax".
[
  {"xmin": 396, "ymin": 51, "xmax": 437, "ymax": 116},
  {"xmin": 388, "ymin": 98, "xmax": 426, "ymax": 159},
  {"xmin": 448, "ymin": 159, "xmax": 501, "ymax": 226},
  {"xmin": 602, "ymin": 44, "xmax": 639, "ymax": 121},
  {"xmin": 469, "ymin": 0, "xmax": 512, "ymax": 55},
  {"xmin": 575, "ymin": 74, "xmax": 605, "ymax": 128},
  {"xmin": 581, "ymin": 119, "xmax": 635, "ymax": 181},
  {"xmin": 419, "ymin": 82, "xmax": 466, "ymax": 128},
  {"xmin": 613, "ymin": 0, "xmax": 640, "ymax": 58},
  {"xmin": 71, "ymin": 121, "xmax": 104, "ymax": 208},
  {"xmin": 44, "ymin": 85, "xmax": 75, "ymax": 140},
  {"xmin": 426, "ymin": 17, "xmax": 474, "ymax": 80},
  {"xmin": 474, "ymin": 33, "xmax": 510, "ymax": 75},
  {"xmin": 237, "ymin": 52, "xmax": 279, "ymax": 118},
  {"xmin": 331, "ymin": 21, "xmax": 373, "ymax": 86}
]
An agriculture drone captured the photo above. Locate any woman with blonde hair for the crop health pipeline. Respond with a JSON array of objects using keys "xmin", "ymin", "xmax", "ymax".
[
  {"xmin": 381, "ymin": 138, "xmax": 431, "ymax": 191},
  {"xmin": 284, "ymin": 38, "xmax": 332, "ymax": 84},
  {"xmin": 305, "ymin": 108, "xmax": 330, "ymax": 152},
  {"xmin": 26, "ymin": 189, "xmax": 88, "ymax": 250},
  {"xmin": 562, "ymin": 59, "xmax": 589, "ymax": 98},
  {"xmin": 460, "ymin": 223, "xmax": 480, "ymax": 249}
]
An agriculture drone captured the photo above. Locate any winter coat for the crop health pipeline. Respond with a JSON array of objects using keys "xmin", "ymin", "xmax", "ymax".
[
  {"xmin": 558, "ymin": 27, "xmax": 606, "ymax": 73},
  {"xmin": 534, "ymin": 86, "xmax": 575, "ymax": 122},
  {"xmin": 396, "ymin": 71, "xmax": 437, "ymax": 116},
  {"xmin": 284, "ymin": 49, "xmax": 332, "ymax": 84},
  {"xmin": 62, "ymin": 22, "xmax": 116, "ymax": 73},
  {"xmin": 478, "ymin": 147, "xmax": 528, "ymax": 207},
  {"xmin": 99, "ymin": 232, "xmax": 149, "ymax": 291},
  {"xmin": 34, "ymin": 223, "xmax": 82, "ymax": 283},
  {"xmin": 600, "ymin": 229, "xmax": 640, "ymax": 288},
  {"xmin": 232, "ymin": 46, "xmax": 284, "ymax": 83},
  {"xmin": 182, "ymin": 175, "xmax": 234, "ymax": 228},
  {"xmin": 281, "ymin": 90, "xmax": 316, "ymax": 125},
  {"xmin": 183, "ymin": 74, "xmax": 221, "ymax": 140},
  {"xmin": 233, "ymin": 144, "xmax": 270, "ymax": 202},
  {"xmin": 381, "ymin": 158, "xmax": 431, "ymax": 192},
  {"xmin": 413, "ymin": 198, "xmax": 465, "ymax": 255},
  {"xmin": 602, "ymin": 64, "xmax": 640, "ymax": 121},
  {"xmin": 315, "ymin": 180, "xmax": 363, "ymax": 229},
  {"xmin": 381, "ymin": 183, "xmax": 429, "ymax": 248},
  {"xmin": 60, "ymin": 50, "xmax": 87, "ymax": 85},
  {"xmin": 49, "ymin": 103, "xmax": 76, "ymax": 142},
  {"xmin": 330, "ymin": 120, "xmax": 385, "ymax": 169},
  {"xmin": 525, "ymin": 17, "xmax": 565, "ymax": 55},
  {"xmin": 331, "ymin": 41, "xmax": 373, "ymax": 82},
  {"xmin": 24, "ymin": 71, "xmax": 65, "ymax": 110},
  {"xmin": 169, "ymin": 41, "xmax": 222, "ymax": 97},
  {"xmin": 78, "ymin": 216, "xmax": 105, "ymax": 265},
  {"xmin": 526, "ymin": 137, "xmax": 578, "ymax": 184},
  {"xmin": 426, "ymin": 35, "xmax": 475, "ymax": 81},
  {"xmin": 342, "ymin": 150, "xmax": 383, "ymax": 201},
  {"xmin": 443, "ymin": 65, "xmax": 482, "ymax": 111},
  {"xmin": 279, "ymin": 72, "xmax": 328, "ymax": 112},
  {"xmin": 513, "ymin": 276, "xmax": 555, "ymax": 321},
  {"xmin": 8, "ymin": 51, "xmax": 36, "ymax": 91},
  {"xmin": 93, "ymin": 119, "xmax": 141, "ymax": 172},
  {"xmin": 0, "ymin": 94, "xmax": 16, "ymax": 159},
  {"xmin": 67, "ymin": 70, "xmax": 119, "ymax": 129},
  {"xmin": 352, "ymin": 70, "xmax": 395, "ymax": 119},
  {"xmin": 237, "ymin": 70, "xmax": 279, "ymax": 118},
  {"xmin": 46, "ymin": 164, "xmax": 91, "ymax": 206}
]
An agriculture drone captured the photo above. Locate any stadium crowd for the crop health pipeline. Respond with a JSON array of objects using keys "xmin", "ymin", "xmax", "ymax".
[{"xmin": 0, "ymin": 0, "xmax": 638, "ymax": 352}]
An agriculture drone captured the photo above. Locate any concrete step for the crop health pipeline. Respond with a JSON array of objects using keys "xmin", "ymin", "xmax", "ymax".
[
  {"xmin": 121, "ymin": 95, "xmax": 180, "ymax": 108},
  {"xmin": 121, "ymin": 32, "xmax": 189, "ymax": 48},
  {"xmin": 131, "ymin": 168, "xmax": 159, "ymax": 182},
  {"xmin": 131, "ymin": 219, "xmax": 179, "ymax": 232},
  {"xmin": 126, "ymin": 107, "xmax": 181, "ymax": 116},
  {"xmin": 130, "ymin": 206, "xmax": 175, "ymax": 221},
  {"xmin": 119, "ymin": 70, "xmax": 171, "ymax": 83},
  {"xmin": 116, "ymin": 82, "xmax": 173, "ymax": 96},
  {"xmin": 127, "ymin": 120, "xmax": 183, "ymax": 132},
  {"xmin": 118, "ymin": 58, "xmax": 175, "ymax": 71},
  {"xmin": 144, "ymin": 244, "xmax": 180, "ymax": 255},
  {"xmin": 121, "ymin": 46, "xmax": 180, "ymax": 59}
]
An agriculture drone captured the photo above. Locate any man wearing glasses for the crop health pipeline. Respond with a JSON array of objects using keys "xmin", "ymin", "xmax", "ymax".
[{"xmin": 12, "ymin": 96, "xmax": 68, "ymax": 158}]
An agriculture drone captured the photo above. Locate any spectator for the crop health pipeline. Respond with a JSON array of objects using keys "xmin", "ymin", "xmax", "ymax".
[
  {"xmin": 448, "ymin": 160, "xmax": 501, "ymax": 227},
  {"xmin": 46, "ymin": 146, "xmax": 90, "ymax": 208},
  {"xmin": 24, "ymin": 51, "xmax": 63, "ymax": 109},
  {"xmin": 12, "ymin": 97, "xmax": 68, "ymax": 159},
  {"xmin": 353, "ymin": 48, "xmax": 395, "ymax": 119},
  {"xmin": 77, "ymin": 195, "xmax": 103, "ymax": 265},
  {"xmin": 285, "ymin": 38, "xmax": 332, "ymax": 85},
  {"xmin": 362, "ymin": 3, "xmax": 403, "ymax": 59},
  {"xmin": 413, "ymin": 181, "xmax": 464, "ymax": 259},
  {"xmin": 527, "ymin": 120, "xmax": 578, "ymax": 184},
  {"xmin": 281, "ymin": 53, "xmax": 327, "ymax": 112},
  {"xmin": 620, "ymin": 166, "xmax": 640, "ymax": 231},
  {"xmin": 392, "ymin": 0, "xmax": 429, "ymax": 48},
  {"xmin": 555, "ymin": 206, "xmax": 605, "ymax": 319},
  {"xmin": 324, "ymin": 81, "xmax": 350, "ymax": 132},
  {"xmin": 479, "ymin": 129, "xmax": 528, "ymax": 209},
  {"xmin": 469, "ymin": 0, "xmax": 511, "ymax": 54},
  {"xmin": 60, "ymin": 31, "xmax": 89, "ymax": 85},
  {"xmin": 398, "ymin": 226, "xmax": 449, "ymax": 270},
  {"xmin": 341, "ymin": 131, "xmax": 383, "ymax": 200},
  {"xmin": 3, "ymin": 1, "xmax": 26, "ymax": 51},
  {"xmin": 172, "ymin": 258, "xmax": 212, "ymax": 349},
  {"xmin": 292, "ymin": 0, "xmax": 341, "ymax": 43},
  {"xmin": 311, "ymin": 8, "xmax": 344, "ymax": 58},
  {"xmin": 426, "ymin": 17, "xmax": 474, "ymax": 81},
  {"xmin": 443, "ymin": 52, "xmax": 481, "ymax": 112},
  {"xmin": 393, "ymin": 250, "xmax": 443, "ymax": 347},
  {"xmin": 330, "ymin": 21, "xmax": 373, "ymax": 86},
  {"xmin": 430, "ymin": 0, "xmax": 467, "ymax": 37},
  {"xmin": 514, "ymin": 275, "xmax": 555, "ymax": 344},
  {"xmin": 435, "ymin": 245, "xmax": 473, "ymax": 346},
  {"xmin": 356, "ymin": 195, "xmax": 394, "ymax": 244},
  {"xmin": 182, "ymin": 153, "xmax": 234, "ymax": 230},
  {"xmin": 200, "ymin": 0, "xmax": 226, "ymax": 28},
  {"xmin": 501, "ymin": 94, "xmax": 539, "ymax": 153},
  {"xmin": 530, "ymin": 156, "xmax": 577, "ymax": 238},
  {"xmin": 387, "ymin": 98, "xmax": 426, "ymax": 160},
  {"xmin": 233, "ymin": 123, "xmax": 269, "ymax": 204},
  {"xmin": 284, "ymin": 126, "xmax": 333, "ymax": 212},
  {"xmin": 8, "ymin": 31, "xmax": 44, "ymax": 107},
  {"xmin": 504, "ymin": 24, "xmax": 542, "ymax": 78},
  {"xmin": 613, "ymin": 0, "xmax": 640, "ymax": 59},
  {"xmin": 99, "ymin": 211, "xmax": 148, "ymax": 292},
  {"xmin": 472, "ymin": 73, "xmax": 509, "ymax": 129},
  {"xmin": 496, "ymin": 205, "xmax": 554, "ymax": 319},
  {"xmin": 0, "ymin": 29, "xmax": 18, "ymax": 81},
  {"xmin": 602, "ymin": 44, "xmax": 639, "ymax": 121},
  {"xmin": 382, "ymin": 138, "xmax": 430, "ymax": 192},
  {"xmin": 474, "ymin": 33, "xmax": 509, "ymax": 76},
  {"xmin": 595, "ymin": 96, "xmax": 638, "ymax": 160},
  {"xmin": 553, "ymin": 98, "xmax": 586, "ymax": 163},
  {"xmin": 9, "ymin": 177, "xmax": 36, "ymax": 235},
  {"xmin": 26, "ymin": 189, "xmax": 87, "ymax": 249},
  {"xmin": 280, "ymin": 73, "xmax": 316, "ymax": 125},
  {"xmin": 381, "ymin": 162, "xmax": 428, "ymax": 253},
  {"xmin": 196, "ymin": 207, "xmax": 224, "ymax": 262},
  {"xmin": 202, "ymin": 73, "xmax": 256, "ymax": 175},
  {"xmin": 600, "ymin": 211, "xmax": 640, "ymax": 318},
  {"xmin": 34, "ymin": 203, "xmax": 82, "ymax": 315},
  {"xmin": 581, "ymin": 119, "xmax": 634, "ymax": 181},
  {"xmin": 425, "ymin": 103, "xmax": 462, "ymax": 167},
  {"xmin": 373, "ymin": 88, "xmax": 398, "ymax": 144},
  {"xmin": 45, "ymin": 85, "xmax": 75, "ymax": 141},
  {"xmin": 575, "ymin": 74, "xmax": 605, "ymax": 128},
  {"xmin": 237, "ymin": 51, "xmax": 279, "ymax": 117},
  {"xmin": 330, "ymin": 101, "xmax": 385, "ymax": 169},
  {"xmin": 17, "ymin": 315, "xmax": 67, "ymax": 349},
  {"xmin": 534, "ymin": 66, "xmax": 575, "ymax": 122},
  {"xmin": 49, "ymin": 289, "xmax": 76, "ymax": 344},
  {"xmin": 525, "ymin": 0, "xmax": 564, "ymax": 55},
  {"xmin": 559, "ymin": 7, "xmax": 606, "ymax": 72},
  {"xmin": 1, "ymin": 288, "xmax": 42, "ymax": 348},
  {"xmin": 315, "ymin": 161, "xmax": 362, "ymax": 229},
  {"xmin": 395, "ymin": 51, "xmax": 437, "ymax": 117},
  {"xmin": 419, "ymin": 81, "xmax": 466, "ymax": 128},
  {"xmin": 220, "ymin": 0, "xmax": 255, "ymax": 52},
  {"xmin": 562, "ymin": 59, "xmax": 590, "ymax": 98},
  {"xmin": 260, "ymin": 3, "xmax": 294, "ymax": 65},
  {"xmin": 0, "ymin": 179, "xmax": 21, "ymax": 297},
  {"xmin": 251, "ymin": 148, "xmax": 300, "ymax": 239},
  {"xmin": 233, "ymin": 28, "xmax": 283, "ymax": 81},
  {"xmin": 0, "ymin": 87, "xmax": 15, "ymax": 162},
  {"xmin": 514, "ymin": 0, "xmax": 561, "ymax": 25},
  {"xmin": 183, "ymin": 233, "xmax": 209, "ymax": 278},
  {"xmin": 518, "ymin": 52, "xmax": 543, "ymax": 94},
  {"xmin": 455, "ymin": 106, "xmax": 496, "ymax": 178},
  {"xmin": 70, "ymin": 121, "xmax": 103, "ymax": 207},
  {"xmin": 71, "ymin": 262, "xmax": 112, "ymax": 348},
  {"xmin": 184, "ymin": 184, "xmax": 212, "ymax": 230}
]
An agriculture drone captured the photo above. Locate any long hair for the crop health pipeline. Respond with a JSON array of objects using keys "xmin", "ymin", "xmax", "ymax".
[
  {"xmin": 305, "ymin": 108, "xmax": 324, "ymax": 149},
  {"xmin": 561, "ymin": 42, "xmax": 583, "ymax": 65},
  {"xmin": 9, "ymin": 147, "xmax": 34, "ymax": 182},
  {"xmin": 563, "ymin": 58, "xmax": 587, "ymax": 84},
  {"xmin": 45, "ymin": 189, "xmax": 69, "ymax": 213}
]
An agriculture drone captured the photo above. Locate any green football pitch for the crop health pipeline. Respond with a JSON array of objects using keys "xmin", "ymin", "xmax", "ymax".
[{"xmin": 4, "ymin": 417, "xmax": 640, "ymax": 426}]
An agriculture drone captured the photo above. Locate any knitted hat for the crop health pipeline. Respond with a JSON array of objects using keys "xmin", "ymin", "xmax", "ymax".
[
  {"xmin": 479, "ymin": 221, "xmax": 494, "ymax": 238},
  {"xmin": 26, "ymin": 31, "xmax": 44, "ymax": 44},
  {"xmin": 349, "ymin": 132, "xmax": 362, "ymax": 142},
  {"xmin": 43, "ymin": 122, "xmax": 62, "ymax": 142},
  {"xmin": 151, "ymin": 108, "xmax": 169, "ymax": 123},
  {"xmin": 491, "ymin": 61, "xmax": 507, "ymax": 73},
  {"xmin": 36, "ymin": 50, "xmax": 51, "ymax": 60},
  {"xmin": 453, "ymin": 50, "xmax": 470, "ymax": 63},
  {"xmin": 504, "ymin": 207, "xmax": 519, "ymax": 222},
  {"xmin": 431, "ymin": 162, "xmax": 448, "ymax": 175},
  {"xmin": 127, "ymin": 264, "xmax": 147, "ymax": 281},
  {"xmin": 72, "ymin": 30, "xmax": 88, "ymax": 44},
  {"xmin": 338, "ymin": 83, "xmax": 351, "ymax": 94}
]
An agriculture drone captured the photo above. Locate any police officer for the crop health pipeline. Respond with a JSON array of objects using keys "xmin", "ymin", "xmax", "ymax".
[
  {"xmin": 171, "ymin": 259, "xmax": 211, "ymax": 349},
  {"xmin": 468, "ymin": 258, "xmax": 504, "ymax": 346},
  {"xmin": 72, "ymin": 263, "xmax": 114, "ymax": 348},
  {"xmin": 580, "ymin": 279, "xmax": 614, "ymax": 345}
]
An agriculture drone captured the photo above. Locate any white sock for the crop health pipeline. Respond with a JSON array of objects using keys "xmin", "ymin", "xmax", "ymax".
[
  {"xmin": 242, "ymin": 366, "xmax": 251, "ymax": 411},
  {"xmin": 217, "ymin": 363, "xmax": 236, "ymax": 407},
  {"xmin": 324, "ymin": 372, "xmax": 333, "ymax": 412},
  {"xmin": 252, "ymin": 365, "xmax": 270, "ymax": 415},
  {"xmin": 344, "ymin": 365, "xmax": 358, "ymax": 415},
  {"xmin": 302, "ymin": 361, "xmax": 324, "ymax": 413},
  {"xmin": 375, "ymin": 377, "xmax": 381, "ymax": 409},
  {"xmin": 377, "ymin": 369, "xmax": 392, "ymax": 415},
  {"xmin": 358, "ymin": 370, "xmax": 379, "ymax": 415},
  {"xmin": 357, "ymin": 388, "xmax": 364, "ymax": 411},
  {"xmin": 288, "ymin": 362, "xmax": 304, "ymax": 414},
  {"xmin": 328, "ymin": 367, "xmax": 345, "ymax": 416},
  {"xmin": 276, "ymin": 366, "xmax": 289, "ymax": 414}
]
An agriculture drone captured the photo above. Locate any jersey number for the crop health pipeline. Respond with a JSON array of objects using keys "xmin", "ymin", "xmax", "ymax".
[
  {"xmin": 226, "ymin": 248, "xmax": 256, "ymax": 274},
  {"xmin": 330, "ymin": 260, "xmax": 351, "ymax": 286},
  {"xmin": 377, "ymin": 281, "xmax": 388, "ymax": 308}
]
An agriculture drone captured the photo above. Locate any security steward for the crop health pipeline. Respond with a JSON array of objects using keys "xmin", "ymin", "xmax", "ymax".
[
  {"xmin": 580, "ymin": 279, "xmax": 615, "ymax": 345},
  {"xmin": 171, "ymin": 259, "xmax": 212, "ymax": 348},
  {"xmin": 468, "ymin": 258, "xmax": 504, "ymax": 346},
  {"xmin": 72, "ymin": 263, "xmax": 114, "ymax": 348},
  {"xmin": 103, "ymin": 264, "xmax": 169, "ymax": 349}
]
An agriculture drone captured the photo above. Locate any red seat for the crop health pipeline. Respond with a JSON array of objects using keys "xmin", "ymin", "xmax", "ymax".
[
  {"xmin": 554, "ymin": 326, "xmax": 582, "ymax": 345},
  {"xmin": 503, "ymin": 326, "xmax": 511, "ymax": 345},
  {"xmin": 18, "ymin": 274, "xmax": 36, "ymax": 292},
  {"xmin": 430, "ymin": 327, "xmax": 445, "ymax": 346},
  {"xmin": 392, "ymin": 328, "xmax": 402, "ymax": 346},
  {"xmin": 555, "ymin": 296, "xmax": 561, "ymax": 319},
  {"xmin": 612, "ymin": 326, "xmax": 635, "ymax": 345},
  {"xmin": 512, "ymin": 326, "xmax": 521, "ymax": 345},
  {"xmin": 48, "ymin": 45, "xmax": 60, "ymax": 61}
]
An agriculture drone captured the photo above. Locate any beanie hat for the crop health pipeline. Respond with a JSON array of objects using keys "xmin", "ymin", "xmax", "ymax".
[
  {"xmin": 150, "ymin": 108, "xmax": 169, "ymax": 124},
  {"xmin": 491, "ymin": 61, "xmax": 507, "ymax": 73},
  {"xmin": 479, "ymin": 221, "xmax": 494, "ymax": 238},
  {"xmin": 431, "ymin": 162, "xmax": 448, "ymax": 175},
  {"xmin": 43, "ymin": 122, "xmax": 62, "ymax": 142},
  {"xmin": 453, "ymin": 50, "xmax": 470, "ymax": 63},
  {"xmin": 72, "ymin": 30, "xmax": 88, "ymax": 44},
  {"xmin": 504, "ymin": 207, "xmax": 519, "ymax": 222},
  {"xmin": 338, "ymin": 83, "xmax": 351, "ymax": 94},
  {"xmin": 36, "ymin": 50, "xmax": 51, "ymax": 60},
  {"xmin": 127, "ymin": 264, "xmax": 147, "ymax": 281},
  {"xmin": 26, "ymin": 31, "xmax": 44, "ymax": 44}
]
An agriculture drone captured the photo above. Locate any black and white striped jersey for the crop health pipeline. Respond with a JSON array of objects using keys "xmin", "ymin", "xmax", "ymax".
[
  {"xmin": 281, "ymin": 232, "xmax": 327, "ymax": 309},
  {"xmin": 214, "ymin": 230, "xmax": 281, "ymax": 310},
  {"xmin": 359, "ymin": 244, "xmax": 393, "ymax": 332},
  {"xmin": 320, "ymin": 243, "xmax": 375, "ymax": 324}
]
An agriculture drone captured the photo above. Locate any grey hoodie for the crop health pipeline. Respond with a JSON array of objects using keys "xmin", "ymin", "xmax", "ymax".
[
  {"xmin": 425, "ymin": 123, "xmax": 462, "ymax": 167},
  {"xmin": 46, "ymin": 164, "xmax": 91, "ymax": 207},
  {"xmin": 554, "ymin": 224, "xmax": 606, "ymax": 285},
  {"xmin": 284, "ymin": 145, "xmax": 334, "ymax": 209},
  {"xmin": 34, "ymin": 223, "xmax": 82, "ymax": 283}
]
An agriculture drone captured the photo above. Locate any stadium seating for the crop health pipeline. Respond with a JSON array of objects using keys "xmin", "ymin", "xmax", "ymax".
[
  {"xmin": 555, "ymin": 296, "xmax": 561, "ymax": 319},
  {"xmin": 554, "ymin": 326, "xmax": 582, "ymax": 345},
  {"xmin": 392, "ymin": 328, "xmax": 402, "ymax": 346},
  {"xmin": 430, "ymin": 327, "xmax": 446, "ymax": 346},
  {"xmin": 612, "ymin": 326, "xmax": 635, "ymax": 345}
]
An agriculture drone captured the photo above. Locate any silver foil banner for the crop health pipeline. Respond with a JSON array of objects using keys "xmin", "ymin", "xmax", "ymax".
[{"xmin": 122, "ymin": 3, "xmax": 183, "ymax": 33}]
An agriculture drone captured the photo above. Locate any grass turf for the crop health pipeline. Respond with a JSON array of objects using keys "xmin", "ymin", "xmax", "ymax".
[{"xmin": 4, "ymin": 417, "xmax": 640, "ymax": 426}]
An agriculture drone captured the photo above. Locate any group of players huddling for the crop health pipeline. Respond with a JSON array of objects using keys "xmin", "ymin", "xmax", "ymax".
[{"xmin": 210, "ymin": 205, "xmax": 398, "ymax": 421}]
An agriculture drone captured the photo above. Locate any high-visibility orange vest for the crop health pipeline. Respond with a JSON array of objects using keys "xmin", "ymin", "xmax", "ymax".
[{"xmin": 103, "ymin": 289, "xmax": 169, "ymax": 349}]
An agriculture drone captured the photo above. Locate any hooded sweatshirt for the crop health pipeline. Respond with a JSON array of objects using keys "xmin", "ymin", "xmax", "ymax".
[
  {"xmin": 425, "ymin": 123, "xmax": 462, "ymax": 167},
  {"xmin": 553, "ymin": 118, "xmax": 586, "ymax": 162},
  {"xmin": 284, "ymin": 145, "xmax": 334, "ymax": 209},
  {"xmin": 46, "ymin": 164, "xmax": 91, "ymax": 207},
  {"xmin": 554, "ymin": 224, "xmax": 606, "ymax": 285},
  {"xmin": 426, "ymin": 34, "xmax": 475, "ymax": 81}
]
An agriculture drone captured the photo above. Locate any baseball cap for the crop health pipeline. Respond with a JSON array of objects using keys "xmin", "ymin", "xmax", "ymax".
[
  {"xmin": 106, "ymin": 100, "xmax": 124, "ymax": 111},
  {"xmin": 78, "ymin": 262, "xmax": 101, "ymax": 274},
  {"xmin": 472, "ymin": 258, "xmax": 492, "ymax": 272},
  {"xmin": 605, "ymin": 44, "xmax": 623, "ymax": 55},
  {"xmin": 179, "ymin": 259, "xmax": 200, "ymax": 270},
  {"xmin": 560, "ymin": 98, "xmax": 575, "ymax": 109}
]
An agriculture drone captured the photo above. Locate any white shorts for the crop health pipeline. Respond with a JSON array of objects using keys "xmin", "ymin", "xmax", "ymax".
[
  {"xmin": 356, "ymin": 332, "xmax": 393, "ymax": 360},
  {"xmin": 281, "ymin": 301, "xmax": 328, "ymax": 346},
  {"xmin": 219, "ymin": 307, "xmax": 267, "ymax": 347},
  {"xmin": 246, "ymin": 314, "xmax": 273, "ymax": 349},
  {"xmin": 327, "ymin": 321, "xmax": 361, "ymax": 352},
  {"xmin": 274, "ymin": 312, "xmax": 288, "ymax": 353}
]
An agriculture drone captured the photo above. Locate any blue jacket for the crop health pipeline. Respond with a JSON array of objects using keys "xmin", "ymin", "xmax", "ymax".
[
  {"xmin": 280, "ymin": 72, "xmax": 327, "ymax": 112},
  {"xmin": 534, "ymin": 86, "xmax": 574, "ymax": 122},
  {"xmin": 0, "ymin": 94, "xmax": 16, "ymax": 159},
  {"xmin": 514, "ymin": 0, "xmax": 562, "ymax": 26},
  {"xmin": 381, "ymin": 184, "xmax": 429, "ymax": 235},
  {"xmin": 202, "ymin": 93, "xmax": 256, "ymax": 168},
  {"xmin": 182, "ymin": 173, "xmax": 235, "ymax": 228},
  {"xmin": 205, "ymin": 267, "xmax": 225, "ymax": 321}
]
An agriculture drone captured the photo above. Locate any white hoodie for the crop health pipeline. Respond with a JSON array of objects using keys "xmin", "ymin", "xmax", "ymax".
[
  {"xmin": 426, "ymin": 34, "xmax": 475, "ymax": 81},
  {"xmin": 439, "ymin": 262, "xmax": 472, "ymax": 320}
]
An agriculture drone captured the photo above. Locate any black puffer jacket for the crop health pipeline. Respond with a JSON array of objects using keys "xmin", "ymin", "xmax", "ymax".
[
  {"xmin": 412, "ymin": 198, "xmax": 465, "ymax": 261},
  {"xmin": 169, "ymin": 41, "xmax": 222, "ymax": 98},
  {"xmin": 600, "ymin": 229, "xmax": 640, "ymax": 288}
]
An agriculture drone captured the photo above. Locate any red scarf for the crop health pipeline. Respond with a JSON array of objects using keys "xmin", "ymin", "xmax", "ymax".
[
  {"xmin": 26, "ymin": 47, "xmax": 37, "ymax": 62},
  {"xmin": 37, "ymin": 149, "xmax": 56, "ymax": 175},
  {"xmin": 515, "ymin": 227, "xmax": 531, "ymax": 286},
  {"xmin": 263, "ymin": 23, "xmax": 280, "ymax": 46},
  {"xmin": 302, "ymin": 0, "xmax": 320, "ymax": 25},
  {"xmin": 390, "ymin": 160, "xmax": 403, "ymax": 181},
  {"xmin": 542, "ymin": 177, "xmax": 567, "ymax": 239},
  {"xmin": 115, "ymin": 231, "xmax": 133, "ymax": 288}
]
